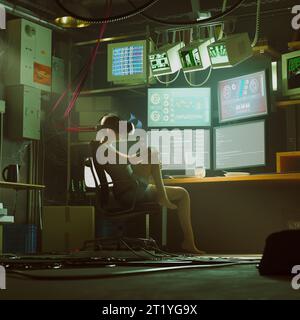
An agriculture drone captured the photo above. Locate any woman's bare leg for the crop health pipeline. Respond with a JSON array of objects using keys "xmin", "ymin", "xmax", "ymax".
[
  {"xmin": 132, "ymin": 162, "xmax": 176, "ymax": 209},
  {"xmin": 164, "ymin": 186, "xmax": 204, "ymax": 254}
]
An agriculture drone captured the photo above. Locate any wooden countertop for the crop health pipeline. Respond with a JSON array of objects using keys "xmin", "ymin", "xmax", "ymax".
[
  {"xmin": 164, "ymin": 173, "xmax": 300, "ymax": 185},
  {"xmin": 0, "ymin": 181, "xmax": 46, "ymax": 191}
]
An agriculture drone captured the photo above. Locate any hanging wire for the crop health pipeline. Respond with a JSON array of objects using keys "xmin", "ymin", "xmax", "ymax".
[
  {"xmin": 183, "ymin": 66, "xmax": 213, "ymax": 87},
  {"xmin": 128, "ymin": 0, "xmax": 247, "ymax": 26},
  {"xmin": 251, "ymin": 0, "xmax": 262, "ymax": 47},
  {"xmin": 155, "ymin": 69, "xmax": 181, "ymax": 85},
  {"xmin": 56, "ymin": 0, "xmax": 161, "ymax": 24},
  {"xmin": 218, "ymin": 0, "xmax": 228, "ymax": 40}
]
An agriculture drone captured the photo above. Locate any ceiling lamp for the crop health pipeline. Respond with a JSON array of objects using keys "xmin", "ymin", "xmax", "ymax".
[{"xmin": 54, "ymin": 16, "xmax": 90, "ymax": 28}]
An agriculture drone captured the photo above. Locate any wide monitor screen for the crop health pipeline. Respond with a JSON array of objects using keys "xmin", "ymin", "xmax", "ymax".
[
  {"xmin": 147, "ymin": 129, "xmax": 211, "ymax": 171},
  {"xmin": 214, "ymin": 120, "xmax": 265, "ymax": 170},
  {"xmin": 148, "ymin": 88, "xmax": 211, "ymax": 128},
  {"xmin": 218, "ymin": 71, "xmax": 268, "ymax": 123}
]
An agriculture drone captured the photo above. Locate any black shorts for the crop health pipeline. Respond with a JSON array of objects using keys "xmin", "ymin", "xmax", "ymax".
[{"xmin": 116, "ymin": 177, "xmax": 157, "ymax": 206}]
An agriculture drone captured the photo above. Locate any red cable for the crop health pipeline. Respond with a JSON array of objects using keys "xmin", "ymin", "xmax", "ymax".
[
  {"xmin": 64, "ymin": 0, "xmax": 112, "ymax": 118},
  {"xmin": 51, "ymin": 0, "xmax": 112, "ymax": 120}
]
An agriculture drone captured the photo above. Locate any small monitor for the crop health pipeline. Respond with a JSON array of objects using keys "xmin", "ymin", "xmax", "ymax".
[
  {"xmin": 149, "ymin": 42, "xmax": 184, "ymax": 76},
  {"xmin": 282, "ymin": 50, "xmax": 300, "ymax": 98},
  {"xmin": 179, "ymin": 38, "xmax": 214, "ymax": 73},
  {"xmin": 148, "ymin": 88, "xmax": 211, "ymax": 128},
  {"xmin": 218, "ymin": 70, "xmax": 268, "ymax": 123},
  {"xmin": 148, "ymin": 129, "xmax": 211, "ymax": 171},
  {"xmin": 208, "ymin": 33, "xmax": 253, "ymax": 69},
  {"xmin": 214, "ymin": 120, "xmax": 266, "ymax": 170},
  {"xmin": 107, "ymin": 40, "xmax": 148, "ymax": 84}
]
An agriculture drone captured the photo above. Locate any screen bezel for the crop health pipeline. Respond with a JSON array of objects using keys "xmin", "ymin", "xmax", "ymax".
[
  {"xmin": 282, "ymin": 50, "xmax": 300, "ymax": 98},
  {"xmin": 217, "ymin": 70, "xmax": 269, "ymax": 124},
  {"xmin": 107, "ymin": 40, "xmax": 148, "ymax": 84},
  {"xmin": 213, "ymin": 119, "xmax": 267, "ymax": 171},
  {"xmin": 147, "ymin": 87, "xmax": 212, "ymax": 129}
]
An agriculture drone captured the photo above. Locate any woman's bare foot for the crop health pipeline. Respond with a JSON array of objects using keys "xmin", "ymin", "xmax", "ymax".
[{"xmin": 182, "ymin": 241, "xmax": 206, "ymax": 255}]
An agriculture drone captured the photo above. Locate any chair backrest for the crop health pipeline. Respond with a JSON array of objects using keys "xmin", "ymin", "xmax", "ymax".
[
  {"xmin": 88, "ymin": 141, "xmax": 111, "ymax": 206},
  {"xmin": 84, "ymin": 159, "xmax": 113, "ymax": 189}
]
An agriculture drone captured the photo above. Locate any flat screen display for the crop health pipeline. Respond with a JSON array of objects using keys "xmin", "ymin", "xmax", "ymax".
[
  {"xmin": 107, "ymin": 40, "xmax": 147, "ymax": 83},
  {"xmin": 287, "ymin": 55, "xmax": 300, "ymax": 90},
  {"xmin": 148, "ymin": 88, "xmax": 211, "ymax": 128},
  {"xmin": 214, "ymin": 120, "xmax": 266, "ymax": 170},
  {"xmin": 112, "ymin": 45, "xmax": 144, "ymax": 77},
  {"xmin": 148, "ymin": 129, "xmax": 211, "ymax": 170},
  {"xmin": 180, "ymin": 48, "xmax": 202, "ymax": 69},
  {"xmin": 209, "ymin": 44, "xmax": 229, "ymax": 65},
  {"xmin": 149, "ymin": 52, "xmax": 170, "ymax": 72},
  {"xmin": 218, "ymin": 71, "xmax": 268, "ymax": 123}
]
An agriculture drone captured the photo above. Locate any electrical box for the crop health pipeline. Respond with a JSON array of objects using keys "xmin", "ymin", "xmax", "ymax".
[
  {"xmin": 52, "ymin": 56, "xmax": 65, "ymax": 94},
  {"xmin": 5, "ymin": 19, "xmax": 52, "ymax": 92},
  {"xmin": 6, "ymin": 85, "xmax": 41, "ymax": 140}
]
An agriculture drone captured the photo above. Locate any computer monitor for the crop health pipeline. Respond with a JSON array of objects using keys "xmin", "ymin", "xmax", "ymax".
[
  {"xmin": 147, "ymin": 129, "xmax": 211, "ymax": 171},
  {"xmin": 208, "ymin": 33, "xmax": 253, "ymax": 69},
  {"xmin": 107, "ymin": 40, "xmax": 149, "ymax": 84},
  {"xmin": 148, "ymin": 88, "xmax": 211, "ymax": 128},
  {"xmin": 218, "ymin": 70, "xmax": 268, "ymax": 123},
  {"xmin": 179, "ymin": 38, "xmax": 214, "ymax": 73},
  {"xmin": 282, "ymin": 50, "xmax": 300, "ymax": 98},
  {"xmin": 149, "ymin": 42, "xmax": 184, "ymax": 76},
  {"xmin": 214, "ymin": 120, "xmax": 266, "ymax": 170}
]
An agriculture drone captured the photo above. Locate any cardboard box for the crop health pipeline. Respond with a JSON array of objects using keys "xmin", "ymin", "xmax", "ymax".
[{"xmin": 42, "ymin": 206, "xmax": 95, "ymax": 252}]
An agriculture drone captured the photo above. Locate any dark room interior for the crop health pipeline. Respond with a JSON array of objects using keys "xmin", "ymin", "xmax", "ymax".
[{"xmin": 0, "ymin": 0, "xmax": 300, "ymax": 302}]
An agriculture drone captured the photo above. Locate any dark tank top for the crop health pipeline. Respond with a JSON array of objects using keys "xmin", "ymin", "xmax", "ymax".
[{"xmin": 91, "ymin": 141, "xmax": 148, "ymax": 204}]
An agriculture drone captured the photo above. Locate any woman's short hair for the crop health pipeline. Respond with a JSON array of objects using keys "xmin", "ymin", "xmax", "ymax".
[{"xmin": 99, "ymin": 113, "xmax": 134, "ymax": 134}]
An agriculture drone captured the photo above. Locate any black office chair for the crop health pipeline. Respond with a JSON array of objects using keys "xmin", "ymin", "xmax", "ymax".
[{"xmin": 83, "ymin": 143, "xmax": 167, "ymax": 247}]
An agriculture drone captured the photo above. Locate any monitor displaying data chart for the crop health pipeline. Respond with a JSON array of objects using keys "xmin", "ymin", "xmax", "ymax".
[
  {"xmin": 147, "ymin": 129, "xmax": 211, "ymax": 170},
  {"xmin": 214, "ymin": 121, "xmax": 265, "ymax": 170},
  {"xmin": 107, "ymin": 40, "xmax": 147, "ymax": 84},
  {"xmin": 218, "ymin": 71, "xmax": 268, "ymax": 123},
  {"xmin": 148, "ymin": 88, "xmax": 211, "ymax": 128}
]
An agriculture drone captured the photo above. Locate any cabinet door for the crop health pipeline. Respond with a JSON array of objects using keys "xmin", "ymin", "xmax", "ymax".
[{"xmin": 23, "ymin": 86, "xmax": 41, "ymax": 140}]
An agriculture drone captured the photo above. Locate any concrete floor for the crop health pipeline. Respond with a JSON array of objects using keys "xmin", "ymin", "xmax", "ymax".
[{"xmin": 0, "ymin": 264, "xmax": 299, "ymax": 300}]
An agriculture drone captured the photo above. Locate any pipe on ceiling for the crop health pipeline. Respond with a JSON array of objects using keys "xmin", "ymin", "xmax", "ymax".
[{"xmin": 0, "ymin": 0, "xmax": 65, "ymax": 31}]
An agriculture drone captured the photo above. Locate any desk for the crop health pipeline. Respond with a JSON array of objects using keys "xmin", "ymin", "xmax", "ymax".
[
  {"xmin": 0, "ymin": 181, "xmax": 46, "ymax": 228},
  {"xmin": 162, "ymin": 173, "xmax": 300, "ymax": 253},
  {"xmin": 164, "ymin": 173, "xmax": 300, "ymax": 185}
]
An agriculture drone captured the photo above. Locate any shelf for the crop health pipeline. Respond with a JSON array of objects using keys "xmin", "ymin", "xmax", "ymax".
[
  {"xmin": 80, "ymin": 84, "xmax": 148, "ymax": 96},
  {"xmin": 164, "ymin": 173, "xmax": 300, "ymax": 185},
  {"xmin": 288, "ymin": 41, "xmax": 300, "ymax": 50},
  {"xmin": 70, "ymin": 142, "xmax": 91, "ymax": 147},
  {"xmin": 253, "ymin": 44, "xmax": 281, "ymax": 59},
  {"xmin": 0, "ymin": 181, "xmax": 45, "ymax": 191},
  {"xmin": 276, "ymin": 151, "xmax": 300, "ymax": 173},
  {"xmin": 277, "ymin": 99, "xmax": 300, "ymax": 108}
]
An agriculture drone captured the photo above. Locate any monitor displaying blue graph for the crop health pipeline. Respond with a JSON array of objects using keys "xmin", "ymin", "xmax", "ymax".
[
  {"xmin": 107, "ymin": 40, "xmax": 147, "ymax": 84},
  {"xmin": 148, "ymin": 88, "xmax": 211, "ymax": 128}
]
